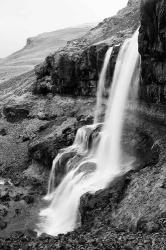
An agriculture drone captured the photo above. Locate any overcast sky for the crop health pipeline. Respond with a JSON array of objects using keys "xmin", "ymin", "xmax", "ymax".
[{"xmin": 0, "ymin": 0, "xmax": 128, "ymax": 58}]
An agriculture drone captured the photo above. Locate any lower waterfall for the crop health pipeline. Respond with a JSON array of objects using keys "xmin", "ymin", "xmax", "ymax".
[{"xmin": 37, "ymin": 29, "xmax": 140, "ymax": 236}]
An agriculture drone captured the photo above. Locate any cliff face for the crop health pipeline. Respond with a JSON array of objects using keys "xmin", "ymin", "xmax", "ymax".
[
  {"xmin": 34, "ymin": 0, "xmax": 140, "ymax": 97},
  {"xmin": 139, "ymin": 0, "xmax": 166, "ymax": 104},
  {"xmin": 34, "ymin": 42, "xmax": 119, "ymax": 96}
]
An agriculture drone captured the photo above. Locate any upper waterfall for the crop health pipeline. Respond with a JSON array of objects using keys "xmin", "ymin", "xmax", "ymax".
[{"xmin": 97, "ymin": 30, "xmax": 140, "ymax": 177}]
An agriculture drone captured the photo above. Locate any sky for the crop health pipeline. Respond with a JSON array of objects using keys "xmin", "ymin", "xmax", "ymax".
[{"xmin": 0, "ymin": 0, "xmax": 128, "ymax": 58}]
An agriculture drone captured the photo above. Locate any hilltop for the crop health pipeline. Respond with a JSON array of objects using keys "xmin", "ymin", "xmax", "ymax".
[{"xmin": 0, "ymin": 24, "xmax": 95, "ymax": 83}]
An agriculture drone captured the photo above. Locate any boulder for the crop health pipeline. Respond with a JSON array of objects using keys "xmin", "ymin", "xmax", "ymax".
[
  {"xmin": 79, "ymin": 174, "xmax": 129, "ymax": 228},
  {"xmin": 0, "ymin": 128, "xmax": 7, "ymax": 136},
  {"xmin": 3, "ymin": 102, "xmax": 32, "ymax": 123}
]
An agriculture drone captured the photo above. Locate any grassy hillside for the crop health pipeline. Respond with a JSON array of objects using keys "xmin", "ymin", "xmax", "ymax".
[{"xmin": 0, "ymin": 24, "xmax": 95, "ymax": 83}]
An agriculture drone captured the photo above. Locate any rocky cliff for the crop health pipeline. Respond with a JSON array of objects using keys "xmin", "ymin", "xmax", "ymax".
[
  {"xmin": 34, "ymin": 0, "xmax": 140, "ymax": 96},
  {"xmin": 139, "ymin": 0, "xmax": 166, "ymax": 104}
]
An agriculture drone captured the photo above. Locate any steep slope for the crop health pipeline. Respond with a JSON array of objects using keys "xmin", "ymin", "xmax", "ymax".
[
  {"xmin": 0, "ymin": 25, "xmax": 94, "ymax": 83},
  {"xmin": 77, "ymin": 0, "xmax": 140, "ymax": 44}
]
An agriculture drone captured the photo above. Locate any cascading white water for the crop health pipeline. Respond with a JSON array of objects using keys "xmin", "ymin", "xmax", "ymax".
[
  {"xmin": 37, "ymin": 30, "xmax": 140, "ymax": 236},
  {"xmin": 94, "ymin": 46, "xmax": 113, "ymax": 124},
  {"xmin": 46, "ymin": 153, "xmax": 62, "ymax": 199},
  {"xmin": 97, "ymin": 30, "xmax": 140, "ymax": 177},
  {"xmin": 45, "ymin": 123, "xmax": 99, "ymax": 200}
]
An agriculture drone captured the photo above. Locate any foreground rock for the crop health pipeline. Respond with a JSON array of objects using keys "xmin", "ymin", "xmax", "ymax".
[
  {"xmin": 3, "ymin": 101, "xmax": 32, "ymax": 123},
  {"xmin": 0, "ymin": 113, "xmax": 165, "ymax": 249},
  {"xmin": 1, "ymin": 229, "xmax": 166, "ymax": 249}
]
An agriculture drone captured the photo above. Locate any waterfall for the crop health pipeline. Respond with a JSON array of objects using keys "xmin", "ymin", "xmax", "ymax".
[
  {"xmin": 45, "ymin": 124, "xmax": 99, "ymax": 200},
  {"xmin": 94, "ymin": 46, "xmax": 113, "ymax": 124},
  {"xmin": 37, "ymin": 30, "xmax": 140, "ymax": 236},
  {"xmin": 97, "ymin": 30, "xmax": 140, "ymax": 178}
]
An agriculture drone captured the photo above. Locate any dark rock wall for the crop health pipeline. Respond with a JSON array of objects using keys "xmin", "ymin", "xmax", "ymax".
[
  {"xmin": 139, "ymin": 0, "xmax": 166, "ymax": 104},
  {"xmin": 33, "ymin": 43, "xmax": 118, "ymax": 97}
]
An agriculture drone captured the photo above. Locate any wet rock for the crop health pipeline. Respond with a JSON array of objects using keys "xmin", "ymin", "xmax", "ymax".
[
  {"xmin": 139, "ymin": 0, "xmax": 166, "ymax": 104},
  {"xmin": 79, "ymin": 174, "xmax": 129, "ymax": 227}
]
